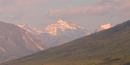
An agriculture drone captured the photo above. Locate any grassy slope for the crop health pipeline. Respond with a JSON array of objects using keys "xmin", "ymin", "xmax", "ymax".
[{"xmin": 1, "ymin": 20, "xmax": 130, "ymax": 65}]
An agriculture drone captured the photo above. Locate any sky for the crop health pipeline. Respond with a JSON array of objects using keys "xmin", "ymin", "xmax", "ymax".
[{"xmin": 0, "ymin": 0, "xmax": 130, "ymax": 33}]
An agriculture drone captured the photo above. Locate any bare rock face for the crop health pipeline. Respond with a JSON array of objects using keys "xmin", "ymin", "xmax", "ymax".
[{"xmin": 0, "ymin": 22, "xmax": 47, "ymax": 63}]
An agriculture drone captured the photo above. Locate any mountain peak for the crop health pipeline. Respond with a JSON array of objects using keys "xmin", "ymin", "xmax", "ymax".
[
  {"xmin": 18, "ymin": 23, "xmax": 25, "ymax": 28},
  {"xmin": 44, "ymin": 19, "xmax": 75, "ymax": 36},
  {"xmin": 18, "ymin": 24, "xmax": 43, "ymax": 35},
  {"xmin": 44, "ymin": 19, "xmax": 88, "ymax": 36},
  {"xmin": 57, "ymin": 19, "xmax": 76, "ymax": 29},
  {"xmin": 96, "ymin": 23, "xmax": 115, "ymax": 32},
  {"xmin": 57, "ymin": 19, "xmax": 66, "ymax": 24},
  {"xmin": 100, "ymin": 23, "xmax": 112, "ymax": 29}
]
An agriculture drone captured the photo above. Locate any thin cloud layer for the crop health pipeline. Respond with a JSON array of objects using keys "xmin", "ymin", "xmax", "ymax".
[
  {"xmin": 14, "ymin": 0, "xmax": 46, "ymax": 5},
  {"xmin": 46, "ymin": 0, "xmax": 130, "ymax": 19},
  {"xmin": 0, "ymin": 6, "xmax": 40, "ymax": 20},
  {"xmin": 0, "ymin": 0, "xmax": 46, "ymax": 5},
  {"xmin": 0, "ymin": 6, "xmax": 34, "ymax": 14}
]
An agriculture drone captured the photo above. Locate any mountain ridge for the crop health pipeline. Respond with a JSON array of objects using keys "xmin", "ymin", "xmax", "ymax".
[
  {"xmin": 18, "ymin": 19, "xmax": 90, "ymax": 36},
  {"xmin": 18, "ymin": 19, "xmax": 90, "ymax": 47},
  {"xmin": 0, "ymin": 21, "xmax": 47, "ymax": 63},
  {"xmin": 18, "ymin": 24, "xmax": 43, "ymax": 35}
]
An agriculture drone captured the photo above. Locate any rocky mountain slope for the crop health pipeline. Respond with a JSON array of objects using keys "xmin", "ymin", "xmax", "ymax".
[
  {"xmin": 3, "ymin": 20, "xmax": 130, "ymax": 65},
  {"xmin": 0, "ymin": 22, "xmax": 47, "ymax": 63},
  {"xmin": 18, "ymin": 19, "xmax": 90, "ymax": 47}
]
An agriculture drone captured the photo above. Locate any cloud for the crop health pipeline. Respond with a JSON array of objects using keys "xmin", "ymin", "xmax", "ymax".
[
  {"xmin": 0, "ymin": 0, "xmax": 47, "ymax": 5},
  {"xmin": 46, "ymin": 0, "xmax": 130, "ymax": 19},
  {"xmin": 0, "ymin": 4, "xmax": 45, "ymax": 20},
  {"xmin": 0, "ymin": 6, "xmax": 39, "ymax": 20},
  {"xmin": 0, "ymin": 6, "xmax": 35, "ymax": 14},
  {"xmin": 14, "ymin": 0, "xmax": 46, "ymax": 5},
  {"xmin": 5, "ymin": 13, "xmax": 37, "ymax": 20}
]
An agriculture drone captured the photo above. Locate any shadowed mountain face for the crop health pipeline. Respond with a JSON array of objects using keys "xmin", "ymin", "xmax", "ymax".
[
  {"xmin": 0, "ymin": 22, "xmax": 48, "ymax": 63},
  {"xmin": 38, "ymin": 37, "xmax": 68, "ymax": 47},
  {"xmin": 2, "ymin": 20, "xmax": 130, "ymax": 65}
]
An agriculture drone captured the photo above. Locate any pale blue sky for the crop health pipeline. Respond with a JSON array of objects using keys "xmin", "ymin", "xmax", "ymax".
[{"xmin": 0, "ymin": 0, "xmax": 130, "ymax": 32}]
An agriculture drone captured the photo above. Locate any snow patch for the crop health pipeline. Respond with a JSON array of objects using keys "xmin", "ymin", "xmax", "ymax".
[
  {"xmin": 96, "ymin": 23, "xmax": 115, "ymax": 32},
  {"xmin": 0, "ymin": 47, "xmax": 6, "ymax": 52},
  {"xmin": 18, "ymin": 24, "xmax": 43, "ymax": 35},
  {"xmin": 36, "ymin": 45, "xmax": 44, "ymax": 50},
  {"xmin": 7, "ymin": 38, "xmax": 17, "ymax": 46},
  {"xmin": 101, "ymin": 24, "xmax": 111, "ymax": 29},
  {"xmin": 25, "ymin": 31, "xmax": 33, "ymax": 42},
  {"xmin": 23, "ymin": 36, "xmax": 31, "ymax": 49},
  {"xmin": 18, "ymin": 24, "xmax": 25, "ymax": 28}
]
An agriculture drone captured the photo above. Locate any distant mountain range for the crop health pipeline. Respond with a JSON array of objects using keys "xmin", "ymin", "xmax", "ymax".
[
  {"xmin": 18, "ymin": 19, "xmax": 90, "ymax": 47},
  {"xmin": 3, "ymin": 20, "xmax": 130, "ymax": 65},
  {"xmin": 0, "ymin": 22, "xmax": 48, "ymax": 63},
  {"xmin": 18, "ymin": 19, "xmax": 114, "ymax": 47}
]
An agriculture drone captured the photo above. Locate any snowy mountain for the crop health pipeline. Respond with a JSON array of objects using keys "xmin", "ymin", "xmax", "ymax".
[
  {"xmin": 18, "ymin": 24, "xmax": 43, "ymax": 35},
  {"xmin": 41, "ymin": 19, "xmax": 90, "ymax": 40},
  {"xmin": 43, "ymin": 19, "xmax": 90, "ymax": 36},
  {"xmin": 96, "ymin": 24, "xmax": 115, "ymax": 32},
  {"xmin": 18, "ymin": 19, "xmax": 90, "ymax": 47}
]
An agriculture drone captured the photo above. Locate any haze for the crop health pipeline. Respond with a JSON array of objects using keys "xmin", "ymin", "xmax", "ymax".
[{"xmin": 0, "ymin": 0, "xmax": 130, "ymax": 32}]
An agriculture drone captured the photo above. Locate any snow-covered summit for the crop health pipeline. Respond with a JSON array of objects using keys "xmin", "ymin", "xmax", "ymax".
[
  {"xmin": 101, "ymin": 24, "xmax": 113, "ymax": 29},
  {"xmin": 43, "ymin": 19, "xmax": 90, "ymax": 36},
  {"xmin": 96, "ymin": 23, "xmax": 115, "ymax": 32},
  {"xmin": 18, "ymin": 24, "xmax": 43, "ymax": 35}
]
